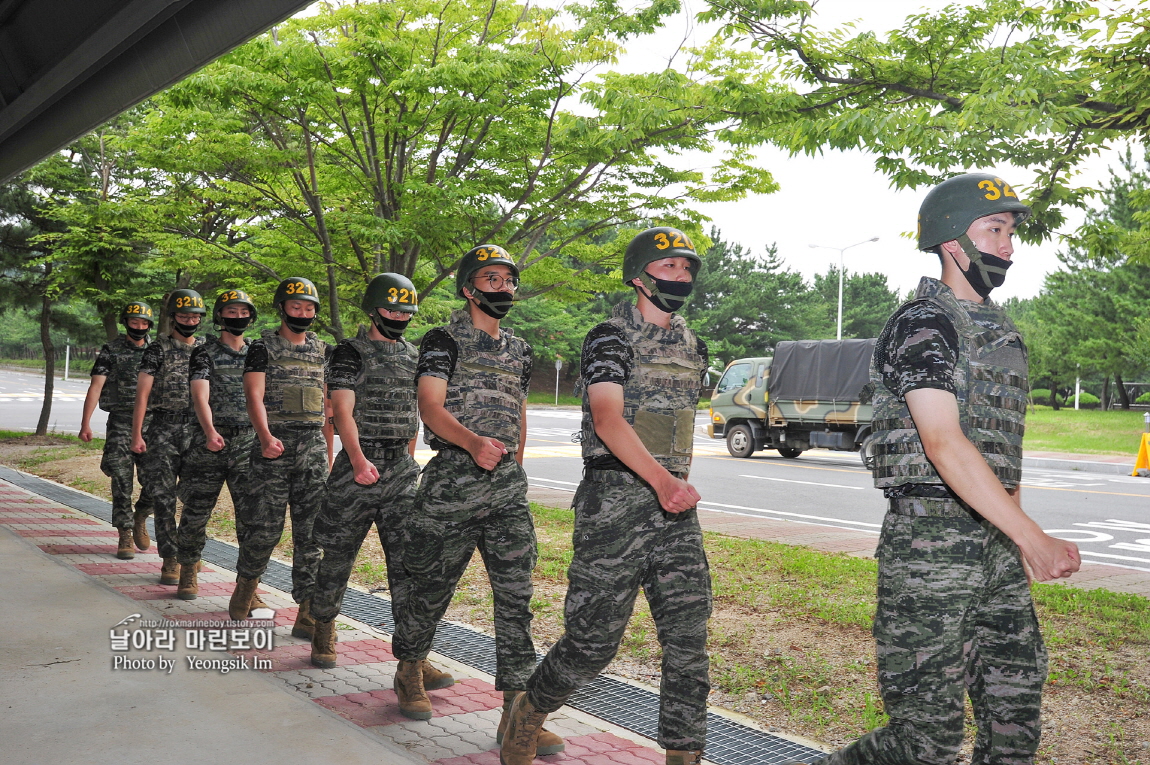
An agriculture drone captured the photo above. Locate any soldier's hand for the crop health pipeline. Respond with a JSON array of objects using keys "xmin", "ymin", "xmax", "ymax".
[
  {"xmin": 1022, "ymin": 533, "xmax": 1081, "ymax": 582},
  {"xmin": 654, "ymin": 474, "xmax": 700, "ymax": 514},
  {"xmin": 468, "ymin": 436, "xmax": 507, "ymax": 471},
  {"xmin": 353, "ymin": 456, "xmax": 380, "ymax": 486},
  {"xmin": 261, "ymin": 437, "xmax": 285, "ymax": 460},
  {"xmin": 78, "ymin": 425, "xmax": 93, "ymax": 443},
  {"xmin": 205, "ymin": 431, "xmax": 226, "ymax": 452},
  {"xmin": 131, "ymin": 436, "xmax": 147, "ymax": 454}
]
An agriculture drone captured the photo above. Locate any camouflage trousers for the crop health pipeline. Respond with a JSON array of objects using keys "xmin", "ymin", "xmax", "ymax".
[
  {"xmin": 235, "ymin": 425, "xmax": 327, "ymax": 603},
  {"xmin": 139, "ymin": 413, "xmax": 201, "ymax": 559},
  {"xmin": 312, "ymin": 446, "xmax": 419, "ymax": 623},
  {"xmin": 392, "ymin": 449, "xmax": 537, "ymax": 690},
  {"xmin": 175, "ymin": 425, "xmax": 256, "ymax": 566},
  {"xmin": 100, "ymin": 410, "xmax": 153, "ymax": 529},
  {"xmin": 816, "ymin": 497, "xmax": 1047, "ymax": 765},
  {"xmin": 526, "ymin": 470, "xmax": 712, "ymax": 751}
]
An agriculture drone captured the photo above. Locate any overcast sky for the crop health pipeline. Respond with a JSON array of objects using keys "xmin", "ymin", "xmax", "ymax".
[{"xmin": 608, "ymin": 0, "xmax": 1124, "ymax": 301}]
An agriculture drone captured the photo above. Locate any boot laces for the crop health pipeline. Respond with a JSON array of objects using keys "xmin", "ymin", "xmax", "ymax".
[{"xmin": 513, "ymin": 709, "xmax": 546, "ymax": 747}]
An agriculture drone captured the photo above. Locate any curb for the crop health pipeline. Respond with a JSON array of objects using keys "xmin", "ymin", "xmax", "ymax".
[{"xmin": 1022, "ymin": 456, "xmax": 1136, "ymax": 476}]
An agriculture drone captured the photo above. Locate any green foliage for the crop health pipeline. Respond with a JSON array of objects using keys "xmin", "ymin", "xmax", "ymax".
[
  {"xmin": 1023, "ymin": 407, "xmax": 1146, "ymax": 455},
  {"xmin": 1069, "ymin": 391, "xmax": 1101, "ymax": 408},
  {"xmin": 1137, "ymin": 392, "xmax": 1150, "ymax": 404},
  {"xmin": 811, "ymin": 266, "xmax": 900, "ymax": 339}
]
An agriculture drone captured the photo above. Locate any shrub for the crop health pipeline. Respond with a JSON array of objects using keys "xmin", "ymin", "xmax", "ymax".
[
  {"xmin": 1069, "ymin": 391, "xmax": 1100, "ymax": 408},
  {"xmin": 1030, "ymin": 388, "xmax": 1051, "ymax": 405},
  {"xmin": 1137, "ymin": 392, "xmax": 1150, "ymax": 405}
]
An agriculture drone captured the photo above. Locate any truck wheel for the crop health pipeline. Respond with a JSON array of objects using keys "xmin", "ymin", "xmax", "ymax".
[
  {"xmin": 726, "ymin": 424, "xmax": 756, "ymax": 458},
  {"xmin": 778, "ymin": 448, "xmax": 803, "ymax": 459},
  {"xmin": 859, "ymin": 434, "xmax": 877, "ymax": 470}
]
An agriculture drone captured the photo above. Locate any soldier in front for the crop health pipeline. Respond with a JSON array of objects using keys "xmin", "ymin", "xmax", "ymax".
[
  {"xmin": 788, "ymin": 174, "xmax": 1081, "ymax": 765},
  {"xmin": 502, "ymin": 227, "xmax": 710, "ymax": 765}
]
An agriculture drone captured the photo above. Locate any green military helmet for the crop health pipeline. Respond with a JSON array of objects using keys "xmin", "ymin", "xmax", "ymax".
[
  {"xmin": 272, "ymin": 277, "xmax": 321, "ymax": 308},
  {"xmin": 168, "ymin": 288, "xmax": 206, "ymax": 315},
  {"xmin": 621, "ymin": 226, "xmax": 701, "ymax": 285},
  {"xmin": 455, "ymin": 244, "xmax": 519, "ymax": 298},
  {"xmin": 917, "ymin": 173, "xmax": 1032, "ymax": 251},
  {"xmin": 212, "ymin": 289, "xmax": 258, "ymax": 326},
  {"xmin": 119, "ymin": 301, "xmax": 154, "ymax": 327},
  {"xmin": 363, "ymin": 272, "xmax": 419, "ymax": 315}
]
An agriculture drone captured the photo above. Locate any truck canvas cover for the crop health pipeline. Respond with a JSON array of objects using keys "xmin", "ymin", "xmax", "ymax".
[{"xmin": 768, "ymin": 339, "xmax": 876, "ymax": 401}]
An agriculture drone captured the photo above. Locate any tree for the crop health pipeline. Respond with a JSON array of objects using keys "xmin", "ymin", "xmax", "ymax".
[
  {"xmin": 701, "ymin": 0, "xmax": 1150, "ymax": 252},
  {"xmin": 684, "ymin": 228, "xmax": 824, "ymax": 361},
  {"xmin": 128, "ymin": 0, "xmax": 780, "ymax": 340},
  {"xmin": 811, "ymin": 266, "xmax": 900, "ymax": 339}
]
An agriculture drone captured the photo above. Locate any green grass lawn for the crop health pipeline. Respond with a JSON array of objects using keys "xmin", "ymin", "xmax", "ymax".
[
  {"xmin": 0, "ymin": 357, "xmax": 94, "ymax": 376},
  {"xmin": 1023, "ymin": 406, "xmax": 1148, "ymax": 456}
]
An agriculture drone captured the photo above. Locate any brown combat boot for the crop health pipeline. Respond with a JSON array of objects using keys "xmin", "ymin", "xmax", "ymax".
[
  {"xmin": 116, "ymin": 528, "xmax": 135, "ymax": 560},
  {"xmin": 421, "ymin": 659, "xmax": 455, "ymax": 691},
  {"xmin": 665, "ymin": 751, "xmax": 704, "ymax": 765},
  {"xmin": 497, "ymin": 690, "xmax": 565, "ymax": 755},
  {"xmin": 393, "ymin": 659, "xmax": 433, "ymax": 720},
  {"xmin": 310, "ymin": 619, "xmax": 337, "ymax": 669},
  {"xmin": 499, "ymin": 692, "xmax": 549, "ymax": 765},
  {"xmin": 248, "ymin": 591, "xmax": 268, "ymax": 613},
  {"xmin": 177, "ymin": 560, "xmax": 199, "ymax": 600},
  {"xmin": 159, "ymin": 557, "xmax": 180, "ymax": 585},
  {"xmin": 229, "ymin": 576, "xmax": 260, "ymax": 621},
  {"xmin": 291, "ymin": 598, "xmax": 316, "ymax": 639},
  {"xmin": 132, "ymin": 510, "xmax": 151, "ymax": 550}
]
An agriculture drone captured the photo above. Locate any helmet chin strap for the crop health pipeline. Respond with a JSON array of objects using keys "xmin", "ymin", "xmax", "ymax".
[{"xmin": 956, "ymin": 233, "xmax": 1011, "ymax": 284}]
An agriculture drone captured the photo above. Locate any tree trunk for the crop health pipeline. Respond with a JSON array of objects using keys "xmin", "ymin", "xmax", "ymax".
[
  {"xmin": 36, "ymin": 290, "xmax": 55, "ymax": 436},
  {"xmin": 102, "ymin": 310, "xmax": 119, "ymax": 342},
  {"xmin": 1050, "ymin": 378, "xmax": 1061, "ymax": 411},
  {"xmin": 1101, "ymin": 375, "xmax": 1111, "ymax": 411},
  {"xmin": 1115, "ymin": 373, "xmax": 1131, "ymax": 410}
]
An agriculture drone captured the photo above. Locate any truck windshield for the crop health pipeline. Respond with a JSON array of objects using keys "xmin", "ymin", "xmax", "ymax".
[{"xmin": 716, "ymin": 363, "xmax": 752, "ymax": 393}]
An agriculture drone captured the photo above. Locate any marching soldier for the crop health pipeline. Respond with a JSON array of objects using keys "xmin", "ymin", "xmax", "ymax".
[
  {"xmin": 79, "ymin": 301, "xmax": 156, "ymax": 559},
  {"xmin": 787, "ymin": 174, "xmax": 1081, "ymax": 765},
  {"xmin": 176, "ymin": 289, "xmax": 258, "ymax": 601},
  {"xmin": 308, "ymin": 273, "xmax": 452, "ymax": 690},
  {"xmin": 502, "ymin": 227, "xmax": 710, "ymax": 765},
  {"xmin": 131, "ymin": 289, "xmax": 206, "ymax": 584},
  {"xmin": 230, "ymin": 277, "xmax": 332, "ymax": 640},
  {"xmin": 390, "ymin": 245, "xmax": 562, "ymax": 755}
]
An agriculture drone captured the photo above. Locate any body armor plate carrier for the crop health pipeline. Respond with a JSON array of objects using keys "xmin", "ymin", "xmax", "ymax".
[
  {"xmin": 346, "ymin": 327, "xmax": 419, "ymax": 442},
  {"xmin": 260, "ymin": 329, "xmax": 327, "ymax": 425},
  {"xmin": 201, "ymin": 335, "xmax": 250, "ymax": 428},
  {"xmin": 148, "ymin": 334, "xmax": 203, "ymax": 413},
  {"xmin": 98, "ymin": 335, "xmax": 148, "ymax": 414},
  {"xmin": 580, "ymin": 301, "xmax": 705, "ymax": 475},
  {"xmin": 869, "ymin": 277, "xmax": 1028, "ymax": 490}
]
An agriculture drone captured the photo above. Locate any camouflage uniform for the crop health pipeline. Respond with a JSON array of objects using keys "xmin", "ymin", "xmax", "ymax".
[
  {"xmin": 92, "ymin": 335, "xmax": 154, "ymax": 529},
  {"xmin": 312, "ymin": 328, "xmax": 420, "ymax": 623},
  {"xmin": 236, "ymin": 329, "xmax": 328, "ymax": 604},
  {"xmin": 176, "ymin": 335, "xmax": 254, "ymax": 566},
  {"xmin": 525, "ymin": 301, "xmax": 712, "ymax": 752},
  {"xmin": 138, "ymin": 333, "xmax": 204, "ymax": 560},
  {"xmin": 816, "ymin": 277, "xmax": 1044, "ymax": 765},
  {"xmin": 392, "ymin": 309, "xmax": 537, "ymax": 691}
]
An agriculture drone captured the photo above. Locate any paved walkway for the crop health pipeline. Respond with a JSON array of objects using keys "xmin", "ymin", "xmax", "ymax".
[{"xmin": 0, "ymin": 475, "xmax": 825, "ymax": 765}]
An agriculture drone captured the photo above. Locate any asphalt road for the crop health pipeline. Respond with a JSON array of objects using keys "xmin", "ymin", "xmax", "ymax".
[{"xmin": 5, "ymin": 368, "xmax": 1148, "ymax": 574}]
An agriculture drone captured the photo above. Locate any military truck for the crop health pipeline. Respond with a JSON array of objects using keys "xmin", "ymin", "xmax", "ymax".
[{"xmin": 707, "ymin": 338, "xmax": 876, "ymax": 461}]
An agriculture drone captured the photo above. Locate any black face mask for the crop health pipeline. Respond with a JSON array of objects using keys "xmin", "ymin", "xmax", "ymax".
[
  {"xmin": 283, "ymin": 314, "xmax": 315, "ymax": 333},
  {"xmin": 126, "ymin": 326, "xmax": 150, "ymax": 342},
  {"xmin": 372, "ymin": 314, "xmax": 410, "ymax": 340},
  {"xmin": 221, "ymin": 316, "xmax": 252, "ymax": 336},
  {"xmin": 953, "ymin": 237, "xmax": 1012, "ymax": 299},
  {"xmin": 638, "ymin": 272, "xmax": 693, "ymax": 313},
  {"xmin": 172, "ymin": 320, "xmax": 200, "ymax": 338},
  {"xmin": 470, "ymin": 290, "xmax": 515, "ymax": 319}
]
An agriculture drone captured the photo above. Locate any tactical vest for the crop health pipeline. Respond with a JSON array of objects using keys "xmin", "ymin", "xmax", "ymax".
[
  {"xmin": 345, "ymin": 326, "xmax": 419, "ymax": 442},
  {"xmin": 97, "ymin": 335, "xmax": 148, "ymax": 413},
  {"xmin": 424, "ymin": 309, "xmax": 529, "ymax": 449},
  {"xmin": 260, "ymin": 329, "xmax": 327, "ymax": 425},
  {"xmin": 147, "ymin": 333, "xmax": 203, "ymax": 413},
  {"xmin": 869, "ymin": 277, "xmax": 1028, "ymax": 490},
  {"xmin": 580, "ymin": 301, "xmax": 705, "ymax": 474},
  {"xmin": 201, "ymin": 335, "xmax": 251, "ymax": 428}
]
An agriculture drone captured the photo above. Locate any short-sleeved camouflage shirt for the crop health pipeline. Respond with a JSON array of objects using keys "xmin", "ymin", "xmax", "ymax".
[{"xmin": 878, "ymin": 301, "xmax": 960, "ymax": 401}]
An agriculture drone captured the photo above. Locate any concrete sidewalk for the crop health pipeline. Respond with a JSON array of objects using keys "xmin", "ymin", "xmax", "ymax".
[{"xmin": 0, "ymin": 523, "xmax": 423, "ymax": 765}]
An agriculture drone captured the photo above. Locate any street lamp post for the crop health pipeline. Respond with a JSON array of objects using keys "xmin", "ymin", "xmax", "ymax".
[{"xmin": 809, "ymin": 237, "xmax": 880, "ymax": 340}]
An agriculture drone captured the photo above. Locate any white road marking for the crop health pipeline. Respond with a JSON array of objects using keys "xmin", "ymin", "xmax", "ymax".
[
  {"xmin": 739, "ymin": 474, "xmax": 864, "ymax": 490},
  {"xmin": 697, "ymin": 499, "xmax": 882, "ymax": 528}
]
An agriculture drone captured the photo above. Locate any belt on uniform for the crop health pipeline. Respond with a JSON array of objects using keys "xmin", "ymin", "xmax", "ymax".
[
  {"xmin": 152, "ymin": 410, "xmax": 198, "ymax": 423},
  {"xmin": 214, "ymin": 423, "xmax": 253, "ymax": 438},
  {"xmin": 360, "ymin": 441, "xmax": 409, "ymax": 462},
  {"xmin": 584, "ymin": 467, "xmax": 686, "ymax": 485},
  {"xmin": 888, "ymin": 496, "xmax": 984, "ymax": 522},
  {"xmin": 270, "ymin": 421, "xmax": 323, "ymax": 432},
  {"xmin": 435, "ymin": 445, "xmax": 515, "ymax": 465}
]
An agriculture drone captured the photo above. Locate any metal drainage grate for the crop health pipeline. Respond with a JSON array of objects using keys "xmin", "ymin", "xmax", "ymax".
[{"xmin": 0, "ymin": 466, "xmax": 824, "ymax": 765}]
